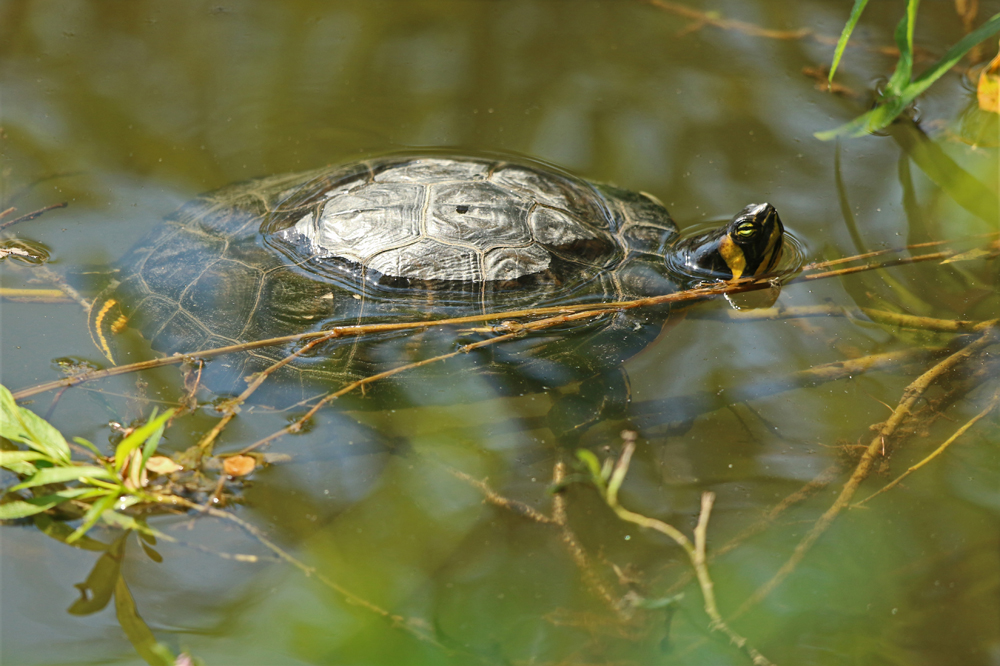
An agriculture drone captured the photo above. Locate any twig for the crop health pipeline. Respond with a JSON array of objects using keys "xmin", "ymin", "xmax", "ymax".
[
  {"xmin": 444, "ymin": 467, "xmax": 555, "ymax": 525},
  {"xmin": 444, "ymin": 461, "xmax": 628, "ymax": 619},
  {"xmin": 551, "ymin": 461, "xmax": 628, "ymax": 619},
  {"xmin": 801, "ymin": 232, "xmax": 998, "ymax": 271},
  {"xmin": 692, "ymin": 304, "xmax": 982, "ymax": 333},
  {"xmin": 13, "ymin": 276, "xmax": 776, "ymax": 401},
  {"xmin": 0, "ymin": 202, "xmax": 67, "ymax": 231},
  {"xmin": 195, "ymin": 330, "xmax": 346, "ymax": 456},
  {"xmin": 799, "ymin": 249, "xmax": 956, "ymax": 281},
  {"xmin": 661, "ymin": 464, "xmax": 841, "ymax": 597},
  {"xmin": 30, "ymin": 262, "xmax": 91, "ymax": 311},
  {"xmin": 855, "ymin": 386, "xmax": 1000, "ymax": 506},
  {"xmin": 641, "ymin": 0, "xmax": 814, "ymax": 41}
]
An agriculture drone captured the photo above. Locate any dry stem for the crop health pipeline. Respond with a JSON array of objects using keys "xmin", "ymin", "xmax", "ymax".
[
  {"xmin": 0, "ymin": 202, "xmax": 67, "ymax": 231},
  {"xmin": 694, "ymin": 304, "xmax": 982, "ymax": 333},
  {"xmin": 12, "ymin": 276, "xmax": 774, "ymax": 402}
]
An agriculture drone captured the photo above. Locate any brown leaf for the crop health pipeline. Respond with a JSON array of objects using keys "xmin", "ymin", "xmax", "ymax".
[
  {"xmin": 145, "ymin": 456, "xmax": 183, "ymax": 475},
  {"xmin": 223, "ymin": 455, "xmax": 256, "ymax": 477}
]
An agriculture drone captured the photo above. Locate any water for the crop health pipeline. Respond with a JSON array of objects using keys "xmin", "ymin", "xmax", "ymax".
[{"xmin": 2, "ymin": 2, "xmax": 998, "ymax": 665}]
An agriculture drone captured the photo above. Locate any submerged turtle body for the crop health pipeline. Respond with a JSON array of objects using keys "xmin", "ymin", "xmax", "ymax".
[{"xmin": 91, "ymin": 153, "xmax": 784, "ymax": 404}]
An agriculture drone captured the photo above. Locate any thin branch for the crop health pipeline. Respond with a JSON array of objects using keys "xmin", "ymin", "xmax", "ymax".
[
  {"xmin": 855, "ymin": 385, "xmax": 1000, "ymax": 506},
  {"xmin": 641, "ymin": 0, "xmax": 815, "ymax": 41},
  {"xmin": 444, "ymin": 467, "xmax": 555, "ymax": 525},
  {"xmin": 0, "ymin": 202, "xmax": 67, "ymax": 231},
  {"xmin": 195, "ymin": 330, "xmax": 348, "ymax": 456},
  {"xmin": 692, "ymin": 304, "xmax": 982, "ymax": 333},
  {"xmin": 446, "ymin": 461, "xmax": 628, "ymax": 619},
  {"xmin": 801, "ymin": 232, "xmax": 999, "ymax": 271},
  {"xmin": 13, "ymin": 276, "xmax": 777, "ymax": 401},
  {"xmin": 662, "ymin": 464, "xmax": 841, "ymax": 598}
]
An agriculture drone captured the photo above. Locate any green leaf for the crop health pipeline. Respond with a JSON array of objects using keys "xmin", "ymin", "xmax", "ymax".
[
  {"xmin": 0, "ymin": 487, "xmax": 99, "ymax": 519},
  {"xmin": 0, "ymin": 448, "xmax": 49, "ymax": 475},
  {"xmin": 829, "ymin": 0, "xmax": 871, "ymax": 84},
  {"xmin": 139, "ymin": 539, "xmax": 163, "ymax": 563},
  {"xmin": 10, "ymin": 465, "xmax": 116, "ymax": 491},
  {"xmin": 114, "ymin": 408, "xmax": 174, "ymax": 473},
  {"xmin": 66, "ymin": 493, "xmax": 119, "ymax": 543},
  {"xmin": 0, "ymin": 385, "xmax": 71, "ymax": 463},
  {"xmin": 0, "ymin": 450, "xmax": 52, "ymax": 466}
]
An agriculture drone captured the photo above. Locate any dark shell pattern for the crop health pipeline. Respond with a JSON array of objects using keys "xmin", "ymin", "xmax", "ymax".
[{"xmin": 99, "ymin": 154, "xmax": 681, "ymax": 403}]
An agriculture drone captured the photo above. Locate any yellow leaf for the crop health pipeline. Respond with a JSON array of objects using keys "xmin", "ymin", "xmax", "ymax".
[{"xmin": 978, "ymin": 43, "xmax": 1000, "ymax": 114}]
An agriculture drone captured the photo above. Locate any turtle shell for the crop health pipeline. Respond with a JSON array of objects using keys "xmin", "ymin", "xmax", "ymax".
[{"xmin": 91, "ymin": 154, "xmax": 680, "ymax": 405}]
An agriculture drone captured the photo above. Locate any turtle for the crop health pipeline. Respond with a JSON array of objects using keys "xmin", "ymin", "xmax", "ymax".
[{"xmin": 90, "ymin": 152, "xmax": 784, "ymax": 414}]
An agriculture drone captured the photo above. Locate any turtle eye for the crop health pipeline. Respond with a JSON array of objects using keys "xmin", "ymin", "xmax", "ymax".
[{"xmin": 735, "ymin": 222, "xmax": 758, "ymax": 238}]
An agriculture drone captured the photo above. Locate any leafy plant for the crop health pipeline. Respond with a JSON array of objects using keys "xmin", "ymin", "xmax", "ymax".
[
  {"xmin": 818, "ymin": 0, "xmax": 1000, "ymax": 139},
  {"xmin": 0, "ymin": 383, "xmax": 173, "ymax": 542}
]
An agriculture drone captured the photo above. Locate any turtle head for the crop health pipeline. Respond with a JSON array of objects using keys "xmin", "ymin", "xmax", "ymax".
[{"xmin": 674, "ymin": 203, "xmax": 784, "ymax": 281}]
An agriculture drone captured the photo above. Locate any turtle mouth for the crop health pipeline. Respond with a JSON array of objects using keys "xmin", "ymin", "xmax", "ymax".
[{"xmin": 665, "ymin": 203, "xmax": 800, "ymax": 286}]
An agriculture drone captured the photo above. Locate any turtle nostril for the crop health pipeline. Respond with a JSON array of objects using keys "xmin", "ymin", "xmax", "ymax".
[{"xmin": 455, "ymin": 205, "xmax": 469, "ymax": 214}]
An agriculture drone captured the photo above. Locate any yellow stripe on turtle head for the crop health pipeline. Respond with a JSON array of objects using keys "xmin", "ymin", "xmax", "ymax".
[
  {"xmin": 719, "ymin": 235, "xmax": 746, "ymax": 279},
  {"xmin": 90, "ymin": 297, "xmax": 124, "ymax": 364}
]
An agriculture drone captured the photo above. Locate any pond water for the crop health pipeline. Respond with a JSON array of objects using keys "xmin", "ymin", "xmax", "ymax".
[{"xmin": 1, "ymin": 1, "xmax": 998, "ymax": 665}]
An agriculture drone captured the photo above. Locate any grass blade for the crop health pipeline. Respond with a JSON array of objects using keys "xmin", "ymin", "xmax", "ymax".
[
  {"xmin": 829, "ymin": 0, "xmax": 871, "ymax": 83},
  {"xmin": 886, "ymin": 1, "xmax": 920, "ymax": 96}
]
